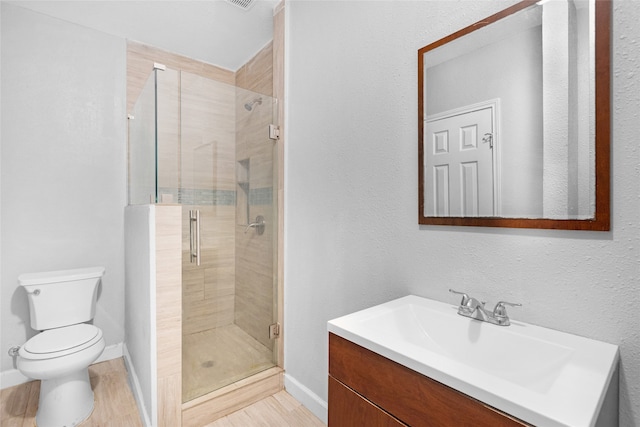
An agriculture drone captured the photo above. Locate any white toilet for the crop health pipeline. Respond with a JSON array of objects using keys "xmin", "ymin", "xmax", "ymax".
[{"xmin": 16, "ymin": 266, "xmax": 106, "ymax": 427}]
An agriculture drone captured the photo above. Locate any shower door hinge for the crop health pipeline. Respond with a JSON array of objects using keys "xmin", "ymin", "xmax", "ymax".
[
  {"xmin": 269, "ymin": 124, "xmax": 280, "ymax": 140},
  {"xmin": 269, "ymin": 323, "xmax": 281, "ymax": 339}
]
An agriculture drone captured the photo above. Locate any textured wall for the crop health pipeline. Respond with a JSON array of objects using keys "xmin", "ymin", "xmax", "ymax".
[
  {"xmin": 284, "ymin": 1, "xmax": 640, "ymax": 425},
  {"xmin": 124, "ymin": 205, "xmax": 155, "ymax": 424},
  {"xmin": 0, "ymin": 4, "xmax": 126, "ymax": 375}
]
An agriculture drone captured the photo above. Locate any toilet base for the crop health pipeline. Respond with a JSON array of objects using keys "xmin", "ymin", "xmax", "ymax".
[{"xmin": 36, "ymin": 368, "xmax": 95, "ymax": 427}]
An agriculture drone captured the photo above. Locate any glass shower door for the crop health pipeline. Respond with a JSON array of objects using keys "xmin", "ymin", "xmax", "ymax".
[
  {"xmin": 128, "ymin": 71, "xmax": 156, "ymax": 205},
  {"xmin": 180, "ymin": 71, "xmax": 278, "ymax": 402}
]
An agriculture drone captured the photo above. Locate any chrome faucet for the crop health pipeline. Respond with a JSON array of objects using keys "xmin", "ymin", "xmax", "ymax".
[
  {"xmin": 449, "ymin": 289, "xmax": 521, "ymax": 326},
  {"xmin": 244, "ymin": 215, "xmax": 265, "ymax": 235}
]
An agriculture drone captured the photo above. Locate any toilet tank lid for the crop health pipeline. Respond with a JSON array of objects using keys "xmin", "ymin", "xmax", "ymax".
[{"xmin": 18, "ymin": 266, "xmax": 105, "ymax": 286}]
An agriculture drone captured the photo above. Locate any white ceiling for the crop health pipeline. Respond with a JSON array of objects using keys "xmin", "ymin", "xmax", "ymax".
[{"xmin": 6, "ymin": 0, "xmax": 279, "ymax": 71}]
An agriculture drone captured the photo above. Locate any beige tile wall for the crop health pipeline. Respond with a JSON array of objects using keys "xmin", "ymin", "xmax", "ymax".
[
  {"xmin": 154, "ymin": 205, "xmax": 183, "ymax": 427},
  {"xmin": 127, "ymin": 41, "xmax": 234, "ymax": 115},
  {"xmin": 180, "ymin": 71, "xmax": 238, "ymax": 336},
  {"xmin": 157, "ymin": 68, "xmax": 181, "ymax": 194},
  {"xmin": 181, "ymin": 206, "xmax": 236, "ymax": 336},
  {"xmin": 181, "ymin": 72, "xmax": 236, "ymax": 192},
  {"xmin": 234, "ymin": 42, "xmax": 277, "ymax": 351},
  {"xmin": 236, "ymin": 41, "xmax": 274, "ymax": 97}
]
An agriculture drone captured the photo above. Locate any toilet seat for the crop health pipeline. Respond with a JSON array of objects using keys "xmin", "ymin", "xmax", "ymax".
[{"xmin": 20, "ymin": 324, "xmax": 103, "ymax": 360}]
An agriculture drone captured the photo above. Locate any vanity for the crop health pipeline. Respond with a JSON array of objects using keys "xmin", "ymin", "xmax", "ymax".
[
  {"xmin": 328, "ymin": 333, "xmax": 528, "ymax": 426},
  {"xmin": 327, "ymin": 296, "xmax": 619, "ymax": 427}
]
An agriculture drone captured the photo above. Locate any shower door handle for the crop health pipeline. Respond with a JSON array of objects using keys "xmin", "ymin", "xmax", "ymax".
[{"xmin": 189, "ymin": 209, "xmax": 201, "ymax": 266}]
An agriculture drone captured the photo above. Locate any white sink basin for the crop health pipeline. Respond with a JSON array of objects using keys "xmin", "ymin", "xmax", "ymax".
[{"xmin": 328, "ymin": 295, "xmax": 619, "ymax": 427}]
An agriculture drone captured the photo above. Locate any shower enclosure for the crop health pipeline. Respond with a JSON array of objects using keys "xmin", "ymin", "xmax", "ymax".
[{"xmin": 129, "ymin": 65, "xmax": 279, "ymax": 403}]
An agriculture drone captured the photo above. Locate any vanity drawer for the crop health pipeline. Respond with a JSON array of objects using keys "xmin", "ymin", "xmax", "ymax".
[
  {"xmin": 329, "ymin": 333, "xmax": 530, "ymax": 427},
  {"xmin": 328, "ymin": 376, "xmax": 407, "ymax": 426}
]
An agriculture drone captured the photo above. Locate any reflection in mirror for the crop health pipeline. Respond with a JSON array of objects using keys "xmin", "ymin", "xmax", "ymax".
[{"xmin": 418, "ymin": 0, "xmax": 610, "ymax": 230}]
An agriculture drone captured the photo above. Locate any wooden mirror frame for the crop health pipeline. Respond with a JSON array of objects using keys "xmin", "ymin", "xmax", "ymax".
[{"xmin": 418, "ymin": 0, "xmax": 610, "ymax": 231}]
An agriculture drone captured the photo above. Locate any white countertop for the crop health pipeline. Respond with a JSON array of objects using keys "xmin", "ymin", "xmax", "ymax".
[{"xmin": 328, "ymin": 295, "xmax": 619, "ymax": 427}]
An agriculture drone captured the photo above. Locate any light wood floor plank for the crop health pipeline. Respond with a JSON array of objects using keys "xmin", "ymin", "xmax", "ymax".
[
  {"xmin": 21, "ymin": 382, "xmax": 39, "ymax": 427},
  {"xmin": 1, "ymin": 380, "xmax": 32, "ymax": 423},
  {"xmin": 244, "ymin": 399, "xmax": 289, "ymax": 425},
  {"xmin": 0, "ymin": 358, "xmax": 142, "ymax": 427},
  {"xmin": 271, "ymin": 390, "xmax": 301, "ymax": 413},
  {"xmin": 89, "ymin": 359, "xmax": 143, "ymax": 426},
  {"xmin": 228, "ymin": 410, "xmax": 258, "ymax": 427},
  {"xmin": 204, "ymin": 390, "xmax": 325, "ymax": 427},
  {"xmin": 289, "ymin": 406, "xmax": 327, "ymax": 427},
  {"xmin": 1, "ymin": 359, "xmax": 324, "ymax": 427}
]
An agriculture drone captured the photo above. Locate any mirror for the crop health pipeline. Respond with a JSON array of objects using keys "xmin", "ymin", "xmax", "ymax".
[{"xmin": 418, "ymin": 0, "xmax": 610, "ymax": 230}]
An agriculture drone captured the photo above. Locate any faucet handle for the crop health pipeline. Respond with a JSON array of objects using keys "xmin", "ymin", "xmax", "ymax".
[
  {"xmin": 449, "ymin": 289, "xmax": 470, "ymax": 306},
  {"xmin": 493, "ymin": 301, "xmax": 522, "ymax": 318}
]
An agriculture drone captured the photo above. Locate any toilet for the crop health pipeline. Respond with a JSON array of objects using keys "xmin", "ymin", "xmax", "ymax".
[{"xmin": 16, "ymin": 266, "xmax": 106, "ymax": 427}]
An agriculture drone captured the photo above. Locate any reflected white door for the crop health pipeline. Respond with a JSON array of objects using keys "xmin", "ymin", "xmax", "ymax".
[{"xmin": 425, "ymin": 106, "xmax": 495, "ymax": 217}]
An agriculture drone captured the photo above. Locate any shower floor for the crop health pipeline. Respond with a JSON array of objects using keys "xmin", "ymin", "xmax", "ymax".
[{"xmin": 183, "ymin": 324, "xmax": 275, "ymax": 402}]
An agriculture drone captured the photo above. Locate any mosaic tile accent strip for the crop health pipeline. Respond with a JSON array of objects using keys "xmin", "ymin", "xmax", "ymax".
[
  {"xmin": 158, "ymin": 187, "xmax": 236, "ymax": 206},
  {"xmin": 157, "ymin": 187, "xmax": 273, "ymax": 206},
  {"xmin": 249, "ymin": 187, "xmax": 273, "ymax": 206}
]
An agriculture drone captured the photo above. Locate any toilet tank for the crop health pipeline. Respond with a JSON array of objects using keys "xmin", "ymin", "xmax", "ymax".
[{"xmin": 18, "ymin": 266, "xmax": 105, "ymax": 331}]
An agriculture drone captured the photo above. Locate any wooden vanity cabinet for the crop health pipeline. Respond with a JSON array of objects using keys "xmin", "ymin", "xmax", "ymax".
[{"xmin": 328, "ymin": 333, "xmax": 531, "ymax": 427}]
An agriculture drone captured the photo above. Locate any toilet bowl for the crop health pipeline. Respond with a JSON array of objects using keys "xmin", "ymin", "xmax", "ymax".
[
  {"xmin": 16, "ymin": 267, "xmax": 106, "ymax": 427},
  {"xmin": 17, "ymin": 324, "xmax": 105, "ymax": 427}
]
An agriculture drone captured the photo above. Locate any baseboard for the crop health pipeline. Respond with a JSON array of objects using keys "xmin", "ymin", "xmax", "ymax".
[
  {"xmin": 0, "ymin": 366, "xmax": 31, "ymax": 390},
  {"xmin": 123, "ymin": 344, "xmax": 153, "ymax": 427},
  {"xmin": 96, "ymin": 341, "xmax": 123, "ymax": 364},
  {"xmin": 284, "ymin": 373, "xmax": 328, "ymax": 424},
  {"xmin": 0, "ymin": 342, "xmax": 124, "ymax": 390}
]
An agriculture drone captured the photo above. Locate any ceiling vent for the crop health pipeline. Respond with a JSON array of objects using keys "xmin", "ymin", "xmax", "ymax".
[{"xmin": 225, "ymin": 0, "xmax": 255, "ymax": 11}]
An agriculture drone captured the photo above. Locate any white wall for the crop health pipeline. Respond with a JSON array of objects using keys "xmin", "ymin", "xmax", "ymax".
[
  {"xmin": 0, "ymin": 4, "xmax": 126, "ymax": 378},
  {"xmin": 124, "ymin": 205, "xmax": 156, "ymax": 427},
  {"xmin": 284, "ymin": 1, "xmax": 640, "ymax": 425}
]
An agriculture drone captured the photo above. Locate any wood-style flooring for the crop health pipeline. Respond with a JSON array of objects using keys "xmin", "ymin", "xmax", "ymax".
[
  {"xmin": 1, "ymin": 357, "xmax": 325, "ymax": 427},
  {"xmin": 1, "ymin": 358, "xmax": 142, "ymax": 427},
  {"xmin": 204, "ymin": 390, "xmax": 325, "ymax": 427}
]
